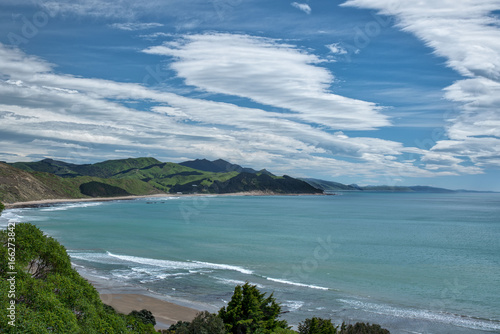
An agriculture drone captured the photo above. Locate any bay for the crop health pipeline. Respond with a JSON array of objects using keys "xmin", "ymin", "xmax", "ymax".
[{"xmin": 2, "ymin": 192, "xmax": 499, "ymax": 333}]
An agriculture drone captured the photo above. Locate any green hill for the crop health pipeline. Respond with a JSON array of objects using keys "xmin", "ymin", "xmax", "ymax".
[{"xmin": 1, "ymin": 158, "xmax": 323, "ymax": 203}]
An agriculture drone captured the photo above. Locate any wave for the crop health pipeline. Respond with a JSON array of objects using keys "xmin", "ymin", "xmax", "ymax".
[
  {"xmin": 40, "ymin": 202, "xmax": 103, "ymax": 211},
  {"xmin": 265, "ymin": 277, "xmax": 329, "ymax": 291},
  {"xmin": 212, "ymin": 277, "xmax": 264, "ymax": 288},
  {"xmin": 339, "ymin": 299, "xmax": 500, "ymax": 331},
  {"xmin": 141, "ymin": 196, "xmax": 181, "ymax": 201},
  {"xmin": 282, "ymin": 300, "xmax": 305, "ymax": 311},
  {"xmin": 101, "ymin": 252, "xmax": 253, "ymax": 275}
]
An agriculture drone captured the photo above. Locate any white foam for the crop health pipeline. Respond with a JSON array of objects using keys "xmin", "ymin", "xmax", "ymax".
[
  {"xmin": 40, "ymin": 202, "xmax": 103, "ymax": 211},
  {"xmin": 266, "ymin": 277, "xmax": 329, "ymax": 291},
  {"xmin": 213, "ymin": 277, "xmax": 264, "ymax": 288},
  {"xmin": 283, "ymin": 300, "xmax": 305, "ymax": 311},
  {"xmin": 339, "ymin": 299, "xmax": 500, "ymax": 331},
  {"xmin": 192, "ymin": 260, "xmax": 253, "ymax": 275},
  {"xmin": 142, "ymin": 196, "xmax": 180, "ymax": 201},
  {"xmin": 107, "ymin": 252, "xmax": 253, "ymax": 275},
  {"xmin": 0, "ymin": 209, "xmax": 26, "ymax": 228}
]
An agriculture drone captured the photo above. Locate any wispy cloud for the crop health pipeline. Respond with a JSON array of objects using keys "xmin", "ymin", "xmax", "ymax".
[
  {"xmin": 143, "ymin": 33, "xmax": 390, "ymax": 130},
  {"xmin": 326, "ymin": 43, "xmax": 347, "ymax": 55},
  {"xmin": 110, "ymin": 22, "xmax": 164, "ymax": 31},
  {"xmin": 291, "ymin": 2, "xmax": 312, "ymax": 15},
  {"xmin": 342, "ymin": 0, "xmax": 500, "ymax": 169}
]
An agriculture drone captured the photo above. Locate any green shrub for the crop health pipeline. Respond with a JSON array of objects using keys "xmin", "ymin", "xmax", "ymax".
[
  {"xmin": 167, "ymin": 312, "xmax": 226, "ymax": 334},
  {"xmin": 339, "ymin": 322, "xmax": 390, "ymax": 334},
  {"xmin": 298, "ymin": 317, "xmax": 338, "ymax": 334},
  {"xmin": 129, "ymin": 309, "xmax": 156, "ymax": 326}
]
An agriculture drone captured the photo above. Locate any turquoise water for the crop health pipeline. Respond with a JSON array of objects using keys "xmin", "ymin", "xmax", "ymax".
[{"xmin": 2, "ymin": 193, "xmax": 499, "ymax": 333}]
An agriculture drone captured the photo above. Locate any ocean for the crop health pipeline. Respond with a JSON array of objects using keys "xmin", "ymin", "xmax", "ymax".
[{"xmin": 2, "ymin": 192, "xmax": 499, "ymax": 333}]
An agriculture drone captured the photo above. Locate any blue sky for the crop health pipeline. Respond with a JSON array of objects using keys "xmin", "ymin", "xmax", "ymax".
[{"xmin": 1, "ymin": 0, "xmax": 500, "ymax": 191}]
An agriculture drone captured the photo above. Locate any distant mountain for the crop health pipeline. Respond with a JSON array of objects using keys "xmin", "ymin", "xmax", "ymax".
[
  {"xmin": 1, "ymin": 157, "xmax": 321, "ymax": 203},
  {"xmin": 300, "ymin": 178, "xmax": 360, "ymax": 191},
  {"xmin": 302, "ymin": 178, "xmax": 458, "ymax": 193}
]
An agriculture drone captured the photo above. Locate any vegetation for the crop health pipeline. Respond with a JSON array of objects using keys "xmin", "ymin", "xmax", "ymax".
[
  {"xmin": 79, "ymin": 181, "xmax": 131, "ymax": 197},
  {"xmin": 298, "ymin": 317, "xmax": 338, "ymax": 334},
  {"xmin": 339, "ymin": 323, "xmax": 390, "ymax": 334},
  {"xmin": 128, "ymin": 309, "xmax": 156, "ymax": 326},
  {"xmin": 218, "ymin": 282, "xmax": 288, "ymax": 334},
  {"xmin": 163, "ymin": 311, "xmax": 226, "ymax": 334},
  {"xmin": 0, "ymin": 222, "xmax": 156, "ymax": 333}
]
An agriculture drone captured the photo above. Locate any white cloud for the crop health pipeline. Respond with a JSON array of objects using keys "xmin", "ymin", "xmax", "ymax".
[
  {"xmin": 291, "ymin": 2, "xmax": 312, "ymax": 14},
  {"xmin": 110, "ymin": 22, "xmax": 164, "ymax": 31},
  {"xmin": 143, "ymin": 33, "xmax": 390, "ymax": 130},
  {"xmin": 342, "ymin": 0, "xmax": 500, "ymax": 169},
  {"xmin": 326, "ymin": 43, "xmax": 347, "ymax": 55}
]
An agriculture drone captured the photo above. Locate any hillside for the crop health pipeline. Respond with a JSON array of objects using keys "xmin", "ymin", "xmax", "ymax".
[{"xmin": 1, "ymin": 158, "xmax": 322, "ymax": 203}]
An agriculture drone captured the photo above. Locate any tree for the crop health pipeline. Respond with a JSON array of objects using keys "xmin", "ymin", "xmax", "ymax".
[
  {"xmin": 219, "ymin": 282, "xmax": 288, "ymax": 334},
  {"xmin": 339, "ymin": 322, "xmax": 390, "ymax": 334},
  {"xmin": 298, "ymin": 317, "xmax": 337, "ymax": 334},
  {"xmin": 0, "ymin": 201, "xmax": 4, "ymax": 215},
  {"xmin": 129, "ymin": 309, "xmax": 156, "ymax": 326}
]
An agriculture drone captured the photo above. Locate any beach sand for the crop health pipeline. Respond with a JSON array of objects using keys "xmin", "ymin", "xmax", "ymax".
[
  {"xmin": 4, "ymin": 191, "xmax": 322, "ymax": 208},
  {"xmin": 77, "ymin": 269, "xmax": 213, "ymax": 330},
  {"xmin": 100, "ymin": 293, "xmax": 200, "ymax": 329}
]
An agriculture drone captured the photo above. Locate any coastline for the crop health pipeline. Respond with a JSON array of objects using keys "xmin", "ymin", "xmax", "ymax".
[{"xmin": 4, "ymin": 191, "xmax": 325, "ymax": 209}]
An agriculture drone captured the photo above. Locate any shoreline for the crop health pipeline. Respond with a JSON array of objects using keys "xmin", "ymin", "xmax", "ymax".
[
  {"xmin": 76, "ymin": 268, "xmax": 215, "ymax": 330},
  {"xmin": 4, "ymin": 191, "xmax": 325, "ymax": 209}
]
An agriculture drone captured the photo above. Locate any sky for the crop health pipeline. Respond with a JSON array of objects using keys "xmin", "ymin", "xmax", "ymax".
[{"xmin": 1, "ymin": 0, "xmax": 500, "ymax": 191}]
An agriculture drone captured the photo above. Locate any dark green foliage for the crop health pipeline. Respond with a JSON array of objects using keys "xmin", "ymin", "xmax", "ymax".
[
  {"xmin": 339, "ymin": 322, "xmax": 390, "ymax": 334},
  {"xmin": 272, "ymin": 328, "xmax": 298, "ymax": 334},
  {"xmin": 167, "ymin": 311, "xmax": 226, "ymax": 334},
  {"xmin": 129, "ymin": 309, "xmax": 156, "ymax": 326},
  {"xmin": 79, "ymin": 181, "xmax": 131, "ymax": 197},
  {"xmin": 179, "ymin": 159, "xmax": 258, "ymax": 174},
  {"xmin": 298, "ymin": 317, "xmax": 337, "ymax": 334},
  {"xmin": 0, "ymin": 201, "xmax": 4, "ymax": 214},
  {"xmin": 0, "ymin": 223, "xmax": 156, "ymax": 333},
  {"xmin": 219, "ymin": 282, "xmax": 288, "ymax": 334},
  {"xmin": 166, "ymin": 320, "xmax": 190, "ymax": 333}
]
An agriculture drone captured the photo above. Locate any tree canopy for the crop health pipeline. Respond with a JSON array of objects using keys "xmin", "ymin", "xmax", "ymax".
[{"xmin": 218, "ymin": 282, "xmax": 288, "ymax": 334}]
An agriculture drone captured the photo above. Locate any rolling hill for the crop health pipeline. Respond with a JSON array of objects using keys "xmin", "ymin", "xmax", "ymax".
[{"xmin": 1, "ymin": 158, "xmax": 322, "ymax": 203}]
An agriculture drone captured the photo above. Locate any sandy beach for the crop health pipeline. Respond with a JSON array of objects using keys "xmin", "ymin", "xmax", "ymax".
[
  {"xmin": 4, "ymin": 191, "xmax": 323, "ymax": 209},
  {"xmin": 77, "ymin": 268, "xmax": 214, "ymax": 330},
  {"xmin": 100, "ymin": 293, "xmax": 200, "ymax": 329}
]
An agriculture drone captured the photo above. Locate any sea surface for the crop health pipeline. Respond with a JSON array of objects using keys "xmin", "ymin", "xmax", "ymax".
[{"xmin": 2, "ymin": 192, "xmax": 499, "ymax": 333}]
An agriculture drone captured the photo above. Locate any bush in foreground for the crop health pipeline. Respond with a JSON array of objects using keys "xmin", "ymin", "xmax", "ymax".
[
  {"xmin": 164, "ymin": 311, "xmax": 226, "ymax": 334},
  {"xmin": 219, "ymin": 282, "xmax": 288, "ymax": 334},
  {"xmin": 298, "ymin": 317, "xmax": 338, "ymax": 334}
]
